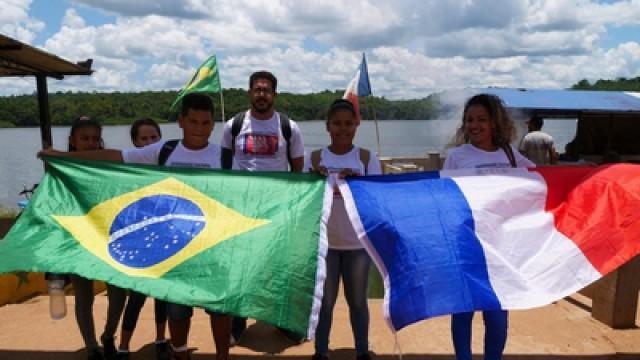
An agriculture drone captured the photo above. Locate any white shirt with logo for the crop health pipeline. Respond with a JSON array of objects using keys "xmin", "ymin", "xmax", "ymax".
[
  {"xmin": 122, "ymin": 140, "xmax": 222, "ymax": 169},
  {"xmin": 221, "ymin": 111, "xmax": 305, "ymax": 171},
  {"xmin": 443, "ymin": 144, "xmax": 534, "ymax": 170},
  {"xmin": 304, "ymin": 146, "xmax": 382, "ymax": 250}
]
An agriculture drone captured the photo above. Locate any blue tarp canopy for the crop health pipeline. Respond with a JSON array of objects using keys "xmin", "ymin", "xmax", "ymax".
[{"xmin": 478, "ymin": 88, "xmax": 640, "ymax": 113}]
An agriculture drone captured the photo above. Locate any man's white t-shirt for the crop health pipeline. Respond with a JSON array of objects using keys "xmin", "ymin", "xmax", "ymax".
[
  {"xmin": 122, "ymin": 140, "xmax": 221, "ymax": 169},
  {"xmin": 443, "ymin": 144, "xmax": 534, "ymax": 170},
  {"xmin": 221, "ymin": 111, "xmax": 304, "ymax": 171},
  {"xmin": 519, "ymin": 131, "xmax": 555, "ymax": 165},
  {"xmin": 304, "ymin": 146, "xmax": 382, "ymax": 250}
]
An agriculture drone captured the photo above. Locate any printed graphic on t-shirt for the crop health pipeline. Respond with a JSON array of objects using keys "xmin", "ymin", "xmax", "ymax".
[
  {"xmin": 241, "ymin": 133, "xmax": 279, "ymax": 156},
  {"xmin": 169, "ymin": 162, "xmax": 214, "ymax": 169},
  {"xmin": 475, "ymin": 163, "xmax": 511, "ymax": 169}
]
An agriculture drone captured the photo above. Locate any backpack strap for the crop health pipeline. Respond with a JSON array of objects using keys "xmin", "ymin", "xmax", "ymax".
[
  {"xmin": 158, "ymin": 139, "xmax": 180, "ymax": 166},
  {"xmin": 501, "ymin": 144, "xmax": 517, "ymax": 168},
  {"xmin": 279, "ymin": 113, "xmax": 293, "ymax": 169},
  {"xmin": 359, "ymin": 148, "xmax": 371, "ymax": 175},
  {"xmin": 310, "ymin": 149, "xmax": 322, "ymax": 172},
  {"xmin": 221, "ymin": 112, "xmax": 245, "ymax": 169}
]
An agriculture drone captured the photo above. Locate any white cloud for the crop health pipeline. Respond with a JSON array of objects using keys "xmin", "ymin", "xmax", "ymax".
[
  {"xmin": 71, "ymin": 0, "xmax": 209, "ymax": 19},
  {"xmin": 2, "ymin": 1, "xmax": 640, "ymax": 99},
  {"xmin": 0, "ymin": 0, "xmax": 44, "ymax": 43}
]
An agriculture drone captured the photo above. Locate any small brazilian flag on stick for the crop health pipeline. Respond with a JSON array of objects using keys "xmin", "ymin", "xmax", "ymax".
[
  {"xmin": 0, "ymin": 157, "xmax": 329, "ymax": 338},
  {"xmin": 170, "ymin": 55, "xmax": 222, "ymax": 113}
]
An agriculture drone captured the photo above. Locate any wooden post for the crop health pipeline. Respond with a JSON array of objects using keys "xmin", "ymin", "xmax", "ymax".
[
  {"xmin": 591, "ymin": 255, "xmax": 640, "ymax": 328},
  {"xmin": 36, "ymin": 74, "xmax": 52, "ymax": 149}
]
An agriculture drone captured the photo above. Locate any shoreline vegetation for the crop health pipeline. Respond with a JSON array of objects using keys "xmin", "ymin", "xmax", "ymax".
[
  {"xmin": 2, "ymin": 76, "xmax": 638, "ymax": 128},
  {"xmin": 0, "ymin": 88, "xmax": 441, "ymax": 127}
]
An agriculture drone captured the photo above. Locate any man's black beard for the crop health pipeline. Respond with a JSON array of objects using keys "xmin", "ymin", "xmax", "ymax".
[{"xmin": 253, "ymin": 103, "xmax": 272, "ymax": 114}]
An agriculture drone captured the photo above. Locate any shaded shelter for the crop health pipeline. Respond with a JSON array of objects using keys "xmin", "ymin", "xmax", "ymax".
[
  {"xmin": 0, "ymin": 33, "xmax": 93, "ymax": 148},
  {"xmin": 480, "ymin": 88, "xmax": 640, "ymax": 162}
]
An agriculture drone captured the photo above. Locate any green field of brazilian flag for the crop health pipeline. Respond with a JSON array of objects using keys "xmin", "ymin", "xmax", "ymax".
[{"xmin": 0, "ymin": 157, "xmax": 329, "ymax": 337}]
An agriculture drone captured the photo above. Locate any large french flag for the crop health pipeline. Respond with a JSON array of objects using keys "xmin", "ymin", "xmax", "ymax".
[
  {"xmin": 343, "ymin": 53, "xmax": 372, "ymax": 125},
  {"xmin": 338, "ymin": 165, "xmax": 640, "ymax": 331}
]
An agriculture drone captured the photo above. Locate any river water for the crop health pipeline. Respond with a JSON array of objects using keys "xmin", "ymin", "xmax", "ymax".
[{"xmin": 0, "ymin": 119, "xmax": 577, "ymax": 210}]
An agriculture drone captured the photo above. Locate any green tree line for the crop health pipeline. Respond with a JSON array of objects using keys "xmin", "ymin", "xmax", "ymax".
[
  {"xmin": 0, "ymin": 89, "xmax": 440, "ymax": 127},
  {"xmin": 571, "ymin": 76, "xmax": 640, "ymax": 91}
]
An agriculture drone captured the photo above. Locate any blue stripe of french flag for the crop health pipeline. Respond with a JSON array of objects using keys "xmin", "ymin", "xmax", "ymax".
[{"xmin": 338, "ymin": 165, "xmax": 640, "ymax": 331}]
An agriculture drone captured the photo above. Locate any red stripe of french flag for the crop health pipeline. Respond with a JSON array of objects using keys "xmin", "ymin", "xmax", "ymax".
[
  {"xmin": 533, "ymin": 164, "xmax": 640, "ymax": 275},
  {"xmin": 343, "ymin": 53, "xmax": 372, "ymax": 126}
]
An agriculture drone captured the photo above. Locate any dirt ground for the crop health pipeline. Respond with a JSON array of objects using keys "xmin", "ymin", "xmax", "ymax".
[{"xmin": 0, "ymin": 293, "xmax": 638, "ymax": 360}]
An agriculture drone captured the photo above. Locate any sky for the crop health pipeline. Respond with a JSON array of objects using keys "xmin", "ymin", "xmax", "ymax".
[{"xmin": 1, "ymin": 0, "xmax": 639, "ymax": 99}]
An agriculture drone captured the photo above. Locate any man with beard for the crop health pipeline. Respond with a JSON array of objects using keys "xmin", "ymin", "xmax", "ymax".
[{"xmin": 221, "ymin": 71, "xmax": 305, "ymax": 345}]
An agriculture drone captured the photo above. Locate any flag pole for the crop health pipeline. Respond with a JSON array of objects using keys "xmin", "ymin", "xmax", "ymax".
[
  {"xmin": 220, "ymin": 90, "xmax": 226, "ymax": 123},
  {"xmin": 368, "ymin": 99, "xmax": 382, "ymax": 156}
]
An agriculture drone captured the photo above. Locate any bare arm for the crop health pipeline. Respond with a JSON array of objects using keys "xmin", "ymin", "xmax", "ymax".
[
  {"xmin": 549, "ymin": 146, "xmax": 558, "ymax": 165},
  {"xmin": 38, "ymin": 149, "xmax": 124, "ymax": 163},
  {"xmin": 290, "ymin": 156, "xmax": 304, "ymax": 173}
]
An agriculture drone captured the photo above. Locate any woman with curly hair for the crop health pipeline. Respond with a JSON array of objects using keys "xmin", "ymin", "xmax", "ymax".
[{"xmin": 443, "ymin": 94, "xmax": 534, "ymax": 360}]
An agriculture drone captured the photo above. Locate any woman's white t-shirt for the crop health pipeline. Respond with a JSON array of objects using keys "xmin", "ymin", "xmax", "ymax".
[
  {"xmin": 443, "ymin": 144, "xmax": 534, "ymax": 170},
  {"xmin": 304, "ymin": 146, "xmax": 382, "ymax": 250}
]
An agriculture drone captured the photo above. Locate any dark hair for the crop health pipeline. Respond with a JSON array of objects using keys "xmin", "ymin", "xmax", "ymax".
[
  {"xmin": 327, "ymin": 99, "xmax": 356, "ymax": 121},
  {"xmin": 68, "ymin": 116, "xmax": 103, "ymax": 151},
  {"xmin": 453, "ymin": 94, "xmax": 515, "ymax": 147},
  {"xmin": 529, "ymin": 115, "xmax": 544, "ymax": 130},
  {"xmin": 249, "ymin": 71, "xmax": 277, "ymax": 92},
  {"xmin": 130, "ymin": 118, "xmax": 162, "ymax": 143},
  {"xmin": 180, "ymin": 93, "xmax": 214, "ymax": 117}
]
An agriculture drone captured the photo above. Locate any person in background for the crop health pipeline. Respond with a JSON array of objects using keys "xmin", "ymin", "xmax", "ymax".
[
  {"xmin": 66, "ymin": 116, "xmax": 127, "ymax": 360},
  {"xmin": 130, "ymin": 118, "xmax": 162, "ymax": 147},
  {"xmin": 443, "ymin": 94, "xmax": 534, "ymax": 360},
  {"xmin": 519, "ymin": 115, "xmax": 557, "ymax": 165},
  {"xmin": 306, "ymin": 99, "xmax": 380, "ymax": 360},
  {"xmin": 115, "ymin": 118, "xmax": 169, "ymax": 360}
]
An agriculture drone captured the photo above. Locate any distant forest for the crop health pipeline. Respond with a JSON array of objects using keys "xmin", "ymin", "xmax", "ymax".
[
  {"xmin": 570, "ymin": 76, "xmax": 640, "ymax": 91},
  {"xmin": 3, "ymin": 76, "xmax": 637, "ymax": 128},
  {"xmin": 0, "ymin": 89, "xmax": 440, "ymax": 127}
]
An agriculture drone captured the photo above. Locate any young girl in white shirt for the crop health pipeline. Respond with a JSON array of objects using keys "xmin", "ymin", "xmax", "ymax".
[{"xmin": 307, "ymin": 99, "xmax": 381, "ymax": 360}]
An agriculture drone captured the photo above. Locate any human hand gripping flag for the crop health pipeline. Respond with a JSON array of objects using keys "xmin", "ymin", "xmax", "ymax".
[{"xmin": 338, "ymin": 165, "xmax": 640, "ymax": 331}]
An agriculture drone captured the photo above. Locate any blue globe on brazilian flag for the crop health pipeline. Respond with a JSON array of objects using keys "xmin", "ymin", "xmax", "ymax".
[{"xmin": 0, "ymin": 157, "xmax": 329, "ymax": 338}]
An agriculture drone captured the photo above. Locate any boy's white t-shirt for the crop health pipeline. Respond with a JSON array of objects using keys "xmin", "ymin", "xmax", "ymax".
[
  {"xmin": 221, "ymin": 111, "xmax": 305, "ymax": 171},
  {"xmin": 304, "ymin": 146, "xmax": 382, "ymax": 250},
  {"xmin": 122, "ymin": 140, "xmax": 222, "ymax": 169},
  {"xmin": 443, "ymin": 144, "xmax": 534, "ymax": 170}
]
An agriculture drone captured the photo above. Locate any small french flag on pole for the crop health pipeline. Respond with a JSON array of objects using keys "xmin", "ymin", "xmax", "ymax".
[{"xmin": 343, "ymin": 53, "xmax": 372, "ymax": 125}]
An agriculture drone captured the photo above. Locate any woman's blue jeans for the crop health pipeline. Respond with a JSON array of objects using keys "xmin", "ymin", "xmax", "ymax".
[
  {"xmin": 315, "ymin": 249, "xmax": 371, "ymax": 356},
  {"xmin": 451, "ymin": 310, "xmax": 508, "ymax": 360}
]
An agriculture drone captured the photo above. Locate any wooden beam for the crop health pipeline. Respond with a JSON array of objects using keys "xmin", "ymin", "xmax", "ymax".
[{"xmin": 36, "ymin": 75, "xmax": 52, "ymax": 149}]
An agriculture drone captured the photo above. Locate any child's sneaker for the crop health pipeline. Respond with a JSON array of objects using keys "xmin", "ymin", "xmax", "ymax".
[
  {"xmin": 115, "ymin": 351, "xmax": 130, "ymax": 360},
  {"xmin": 101, "ymin": 336, "xmax": 117, "ymax": 360},
  {"xmin": 155, "ymin": 340, "xmax": 171, "ymax": 360},
  {"xmin": 88, "ymin": 349, "xmax": 104, "ymax": 360}
]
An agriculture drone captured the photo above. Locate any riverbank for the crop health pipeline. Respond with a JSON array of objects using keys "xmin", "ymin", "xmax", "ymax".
[{"xmin": 0, "ymin": 292, "xmax": 638, "ymax": 359}]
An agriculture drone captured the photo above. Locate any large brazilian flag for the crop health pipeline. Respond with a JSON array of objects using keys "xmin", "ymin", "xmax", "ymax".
[{"xmin": 0, "ymin": 157, "xmax": 329, "ymax": 338}]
